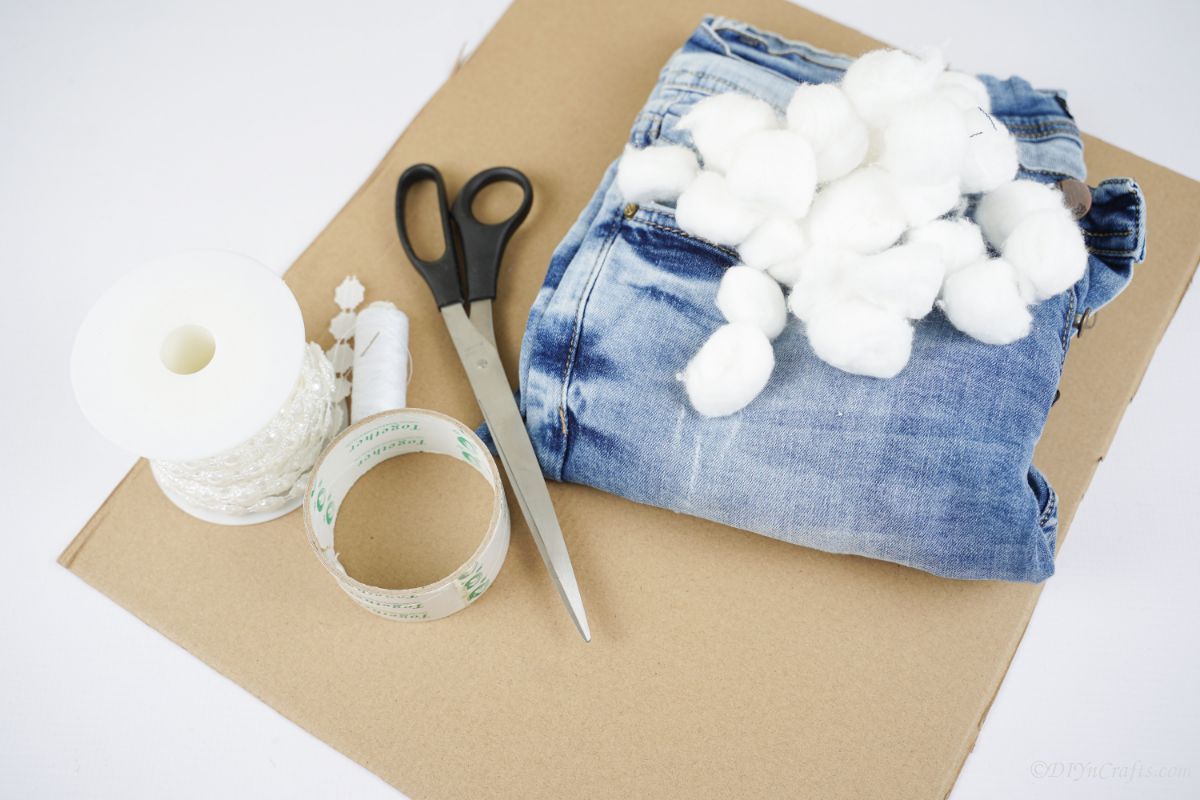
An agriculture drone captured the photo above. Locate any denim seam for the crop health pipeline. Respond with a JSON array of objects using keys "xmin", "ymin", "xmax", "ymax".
[
  {"xmin": 720, "ymin": 35, "xmax": 850, "ymax": 70},
  {"xmin": 1020, "ymin": 165, "xmax": 1078, "ymax": 175},
  {"xmin": 1003, "ymin": 122, "xmax": 1079, "ymax": 132},
  {"xmin": 1014, "ymin": 138, "xmax": 1082, "ymax": 149},
  {"xmin": 630, "ymin": 111, "xmax": 665, "ymax": 147},
  {"xmin": 633, "ymin": 214, "xmax": 741, "ymax": 260},
  {"xmin": 556, "ymin": 211, "xmax": 623, "ymax": 472},
  {"xmin": 1129, "ymin": 178, "xmax": 1147, "ymax": 261},
  {"xmin": 1083, "ymin": 229, "xmax": 1135, "ymax": 238},
  {"xmin": 1019, "ymin": 167, "xmax": 1079, "ymax": 181},
  {"xmin": 1086, "ymin": 246, "xmax": 1139, "ymax": 256},
  {"xmin": 650, "ymin": 112, "xmax": 665, "ymax": 142},
  {"xmin": 1060, "ymin": 285, "xmax": 1077, "ymax": 356},
  {"xmin": 1006, "ymin": 127, "xmax": 1079, "ymax": 136},
  {"xmin": 1038, "ymin": 485, "xmax": 1058, "ymax": 528}
]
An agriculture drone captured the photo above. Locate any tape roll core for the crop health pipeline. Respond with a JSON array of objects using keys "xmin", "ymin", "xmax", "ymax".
[{"xmin": 303, "ymin": 408, "xmax": 510, "ymax": 620}]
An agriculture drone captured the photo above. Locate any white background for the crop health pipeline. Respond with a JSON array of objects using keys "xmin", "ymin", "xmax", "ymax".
[{"xmin": 1, "ymin": 1, "xmax": 1197, "ymax": 797}]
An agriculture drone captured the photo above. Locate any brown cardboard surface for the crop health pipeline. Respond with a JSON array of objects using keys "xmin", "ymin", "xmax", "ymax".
[{"xmin": 59, "ymin": 1, "xmax": 1200, "ymax": 798}]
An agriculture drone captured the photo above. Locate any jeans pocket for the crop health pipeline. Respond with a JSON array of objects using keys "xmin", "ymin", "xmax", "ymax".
[
  {"xmin": 550, "ymin": 199, "xmax": 739, "ymax": 481},
  {"xmin": 518, "ymin": 172, "xmax": 741, "ymax": 481}
]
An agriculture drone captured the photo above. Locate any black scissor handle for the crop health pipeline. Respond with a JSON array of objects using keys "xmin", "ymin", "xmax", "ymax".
[
  {"xmin": 451, "ymin": 167, "xmax": 533, "ymax": 304},
  {"xmin": 395, "ymin": 163, "xmax": 463, "ymax": 308}
]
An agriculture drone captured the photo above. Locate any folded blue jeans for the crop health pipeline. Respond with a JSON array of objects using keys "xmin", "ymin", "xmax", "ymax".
[{"xmin": 509, "ymin": 17, "xmax": 1147, "ymax": 582}]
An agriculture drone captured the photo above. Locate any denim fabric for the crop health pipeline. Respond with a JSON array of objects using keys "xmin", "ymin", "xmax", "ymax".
[{"xmin": 509, "ymin": 17, "xmax": 1147, "ymax": 582}]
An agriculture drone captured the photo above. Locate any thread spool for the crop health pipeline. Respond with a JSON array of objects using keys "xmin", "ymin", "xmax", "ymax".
[
  {"xmin": 350, "ymin": 301, "xmax": 410, "ymax": 424},
  {"xmin": 71, "ymin": 250, "xmax": 344, "ymax": 525}
]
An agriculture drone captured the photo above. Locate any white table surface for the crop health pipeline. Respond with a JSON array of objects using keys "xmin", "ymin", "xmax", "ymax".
[{"xmin": 2, "ymin": 1, "xmax": 1196, "ymax": 797}]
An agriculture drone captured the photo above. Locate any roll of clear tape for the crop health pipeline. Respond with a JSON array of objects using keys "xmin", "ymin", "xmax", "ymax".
[
  {"xmin": 304, "ymin": 408, "xmax": 510, "ymax": 620},
  {"xmin": 350, "ymin": 301, "xmax": 410, "ymax": 424}
]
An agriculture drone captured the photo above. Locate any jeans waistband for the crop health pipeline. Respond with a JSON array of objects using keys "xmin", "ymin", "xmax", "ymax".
[
  {"xmin": 686, "ymin": 16, "xmax": 853, "ymax": 85},
  {"xmin": 686, "ymin": 16, "xmax": 1076, "ymax": 121},
  {"xmin": 637, "ymin": 17, "xmax": 1088, "ymax": 184}
]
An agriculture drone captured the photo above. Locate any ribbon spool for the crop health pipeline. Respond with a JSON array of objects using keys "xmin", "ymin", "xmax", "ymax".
[
  {"xmin": 71, "ymin": 250, "xmax": 344, "ymax": 525},
  {"xmin": 304, "ymin": 408, "xmax": 510, "ymax": 620}
]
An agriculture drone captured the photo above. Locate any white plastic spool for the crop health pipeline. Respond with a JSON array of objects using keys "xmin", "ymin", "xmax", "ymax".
[{"xmin": 71, "ymin": 250, "xmax": 312, "ymax": 525}]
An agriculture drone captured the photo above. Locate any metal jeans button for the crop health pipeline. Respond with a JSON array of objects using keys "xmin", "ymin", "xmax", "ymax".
[{"xmin": 1057, "ymin": 178, "xmax": 1092, "ymax": 219}]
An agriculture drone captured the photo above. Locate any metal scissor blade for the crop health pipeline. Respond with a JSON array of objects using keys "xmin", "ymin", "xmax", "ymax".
[
  {"xmin": 440, "ymin": 304, "xmax": 591, "ymax": 642},
  {"xmin": 468, "ymin": 298, "xmax": 495, "ymax": 347}
]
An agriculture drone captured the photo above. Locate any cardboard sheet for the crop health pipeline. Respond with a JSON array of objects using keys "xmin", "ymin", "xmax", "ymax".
[{"xmin": 60, "ymin": 1, "xmax": 1200, "ymax": 797}]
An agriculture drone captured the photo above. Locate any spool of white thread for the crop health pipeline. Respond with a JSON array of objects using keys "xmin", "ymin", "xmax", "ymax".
[
  {"xmin": 71, "ymin": 250, "xmax": 324, "ymax": 525},
  {"xmin": 350, "ymin": 301, "xmax": 410, "ymax": 424}
]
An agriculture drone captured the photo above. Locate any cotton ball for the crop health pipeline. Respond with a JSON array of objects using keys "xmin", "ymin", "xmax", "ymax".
[
  {"xmin": 767, "ymin": 258, "xmax": 804, "ymax": 287},
  {"xmin": 679, "ymin": 323, "xmax": 775, "ymax": 417},
  {"xmin": 616, "ymin": 144, "xmax": 700, "ymax": 204},
  {"xmin": 726, "ymin": 129, "xmax": 818, "ymax": 218},
  {"xmin": 841, "ymin": 49, "xmax": 943, "ymax": 128},
  {"xmin": 936, "ymin": 70, "xmax": 991, "ymax": 112},
  {"xmin": 675, "ymin": 171, "xmax": 765, "ymax": 246},
  {"xmin": 893, "ymin": 176, "xmax": 962, "ymax": 227},
  {"xmin": 878, "ymin": 95, "xmax": 968, "ymax": 187},
  {"xmin": 786, "ymin": 246, "xmax": 859, "ymax": 321},
  {"xmin": 906, "ymin": 218, "xmax": 986, "ymax": 274},
  {"xmin": 785, "ymin": 83, "xmax": 869, "ymax": 183},
  {"xmin": 959, "ymin": 108, "xmax": 1019, "ymax": 194},
  {"xmin": 739, "ymin": 218, "xmax": 809, "ymax": 272},
  {"xmin": 847, "ymin": 243, "xmax": 945, "ymax": 319},
  {"xmin": 806, "ymin": 299, "xmax": 914, "ymax": 379},
  {"xmin": 678, "ymin": 93, "xmax": 779, "ymax": 174},
  {"xmin": 1002, "ymin": 210, "xmax": 1089, "ymax": 302},
  {"xmin": 806, "ymin": 167, "xmax": 906, "ymax": 254},
  {"xmin": 716, "ymin": 265, "xmax": 789, "ymax": 339},
  {"xmin": 974, "ymin": 179, "xmax": 1067, "ymax": 248},
  {"xmin": 940, "ymin": 258, "xmax": 1032, "ymax": 345}
]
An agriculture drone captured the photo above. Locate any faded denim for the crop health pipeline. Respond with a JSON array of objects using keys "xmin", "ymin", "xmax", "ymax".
[{"xmin": 507, "ymin": 17, "xmax": 1147, "ymax": 582}]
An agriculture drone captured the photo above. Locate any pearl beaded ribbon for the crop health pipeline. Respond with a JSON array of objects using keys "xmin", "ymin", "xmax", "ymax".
[
  {"xmin": 144, "ymin": 276, "xmax": 372, "ymax": 522},
  {"xmin": 71, "ymin": 255, "xmax": 418, "ymax": 525},
  {"xmin": 150, "ymin": 343, "xmax": 346, "ymax": 517}
]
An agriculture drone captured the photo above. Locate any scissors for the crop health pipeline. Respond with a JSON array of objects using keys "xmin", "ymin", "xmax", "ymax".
[{"xmin": 394, "ymin": 164, "xmax": 590, "ymax": 642}]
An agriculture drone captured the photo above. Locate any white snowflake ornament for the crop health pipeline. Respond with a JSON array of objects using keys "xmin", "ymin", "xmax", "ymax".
[
  {"xmin": 329, "ymin": 310, "xmax": 357, "ymax": 342},
  {"xmin": 334, "ymin": 276, "xmax": 365, "ymax": 311}
]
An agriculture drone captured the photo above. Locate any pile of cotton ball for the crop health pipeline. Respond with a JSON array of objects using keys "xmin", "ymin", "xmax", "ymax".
[{"xmin": 616, "ymin": 48, "xmax": 1090, "ymax": 418}]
